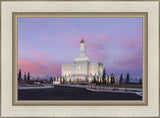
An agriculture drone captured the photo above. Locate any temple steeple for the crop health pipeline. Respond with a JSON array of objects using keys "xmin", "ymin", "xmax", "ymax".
[
  {"xmin": 74, "ymin": 38, "xmax": 90, "ymax": 62},
  {"xmin": 80, "ymin": 38, "xmax": 86, "ymax": 54}
]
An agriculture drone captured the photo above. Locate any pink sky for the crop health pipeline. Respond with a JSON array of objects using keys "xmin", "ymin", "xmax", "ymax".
[{"xmin": 18, "ymin": 18, "xmax": 142, "ymax": 77}]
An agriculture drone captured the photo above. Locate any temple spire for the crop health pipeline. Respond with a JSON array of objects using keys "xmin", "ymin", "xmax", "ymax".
[{"xmin": 74, "ymin": 38, "xmax": 90, "ymax": 61}]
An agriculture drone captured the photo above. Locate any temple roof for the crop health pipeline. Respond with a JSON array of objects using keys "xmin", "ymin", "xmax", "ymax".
[{"xmin": 80, "ymin": 38, "xmax": 85, "ymax": 43}]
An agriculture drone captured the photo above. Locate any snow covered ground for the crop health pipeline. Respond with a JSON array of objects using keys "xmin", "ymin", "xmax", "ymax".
[
  {"xmin": 18, "ymin": 84, "xmax": 142, "ymax": 96},
  {"xmin": 18, "ymin": 85, "xmax": 55, "ymax": 90}
]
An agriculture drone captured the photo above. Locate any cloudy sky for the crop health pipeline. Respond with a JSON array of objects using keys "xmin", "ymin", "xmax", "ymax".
[{"xmin": 18, "ymin": 18, "xmax": 142, "ymax": 77}]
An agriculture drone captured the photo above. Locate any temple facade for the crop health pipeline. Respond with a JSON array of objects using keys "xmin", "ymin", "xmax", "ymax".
[{"xmin": 61, "ymin": 38, "xmax": 103, "ymax": 83}]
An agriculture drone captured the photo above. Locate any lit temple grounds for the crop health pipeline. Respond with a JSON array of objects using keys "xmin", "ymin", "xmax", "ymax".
[
  {"xmin": 18, "ymin": 75, "xmax": 142, "ymax": 100},
  {"xmin": 18, "ymin": 39, "xmax": 142, "ymax": 100}
]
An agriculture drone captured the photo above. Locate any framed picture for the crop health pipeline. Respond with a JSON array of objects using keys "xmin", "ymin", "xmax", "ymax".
[{"xmin": 0, "ymin": 0, "xmax": 159, "ymax": 118}]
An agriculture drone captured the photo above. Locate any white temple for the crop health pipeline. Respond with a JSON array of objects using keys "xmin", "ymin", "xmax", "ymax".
[{"xmin": 61, "ymin": 38, "xmax": 103, "ymax": 83}]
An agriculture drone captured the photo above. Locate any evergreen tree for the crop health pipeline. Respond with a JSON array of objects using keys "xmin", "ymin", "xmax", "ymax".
[
  {"xmin": 63, "ymin": 77, "xmax": 66, "ymax": 84},
  {"xmin": 107, "ymin": 75, "xmax": 109, "ymax": 84},
  {"xmin": 99, "ymin": 79, "xmax": 102, "ymax": 85},
  {"xmin": 113, "ymin": 76, "xmax": 116, "ymax": 84},
  {"xmin": 126, "ymin": 72, "xmax": 130, "ymax": 84},
  {"xmin": 50, "ymin": 77, "xmax": 53, "ymax": 84},
  {"xmin": 27, "ymin": 72, "xmax": 30, "ymax": 82},
  {"xmin": 18, "ymin": 69, "xmax": 21, "ymax": 82},
  {"xmin": 85, "ymin": 75, "xmax": 88, "ymax": 82},
  {"xmin": 60, "ymin": 76, "xmax": 62, "ymax": 83},
  {"xmin": 111, "ymin": 73, "xmax": 114, "ymax": 85},
  {"xmin": 139, "ymin": 78, "xmax": 142, "ymax": 84},
  {"xmin": 92, "ymin": 76, "xmax": 96, "ymax": 84},
  {"xmin": 102, "ymin": 69, "xmax": 106, "ymax": 84},
  {"xmin": 119, "ymin": 73, "xmax": 123, "ymax": 84},
  {"xmin": 53, "ymin": 77, "xmax": 56, "ymax": 81},
  {"xmin": 24, "ymin": 73, "xmax": 27, "ymax": 82}
]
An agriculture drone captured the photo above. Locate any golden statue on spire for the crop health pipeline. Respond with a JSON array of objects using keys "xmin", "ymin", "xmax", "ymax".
[{"xmin": 80, "ymin": 38, "xmax": 84, "ymax": 43}]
